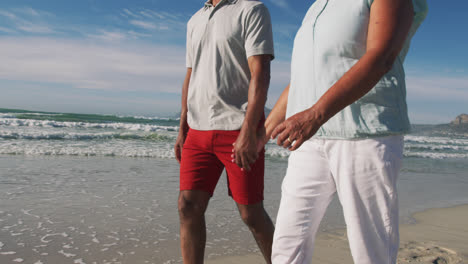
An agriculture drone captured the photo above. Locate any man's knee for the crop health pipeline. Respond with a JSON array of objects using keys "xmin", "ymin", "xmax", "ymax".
[
  {"xmin": 239, "ymin": 205, "xmax": 264, "ymax": 230},
  {"xmin": 178, "ymin": 191, "xmax": 209, "ymax": 220}
]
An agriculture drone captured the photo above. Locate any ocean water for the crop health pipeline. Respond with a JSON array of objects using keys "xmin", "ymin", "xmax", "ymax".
[
  {"xmin": 0, "ymin": 108, "xmax": 467, "ymax": 263},
  {"xmin": 1, "ymin": 108, "xmax": 467, "ymax": 160}
]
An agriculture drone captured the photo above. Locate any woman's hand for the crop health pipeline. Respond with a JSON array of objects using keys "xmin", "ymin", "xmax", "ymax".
[{"xmin": 271, "ymin": 108, "xmax": 324, "ymax": 151}]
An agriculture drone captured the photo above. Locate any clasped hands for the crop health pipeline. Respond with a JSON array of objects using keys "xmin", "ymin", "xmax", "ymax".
[{"xmin": 232, "ymin": 108, "xmax": 322, "ymax": 171}]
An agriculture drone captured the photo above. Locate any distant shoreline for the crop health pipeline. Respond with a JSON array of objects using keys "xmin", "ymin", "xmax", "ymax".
[{"xmin": 1, "ymin": 107, "xmax": 465, "ymax": 127}]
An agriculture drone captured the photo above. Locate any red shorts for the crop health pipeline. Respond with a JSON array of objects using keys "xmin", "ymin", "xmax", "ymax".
[{"xmin": 180, "ymin": 129, "xmax": 265, "ymax": 205}]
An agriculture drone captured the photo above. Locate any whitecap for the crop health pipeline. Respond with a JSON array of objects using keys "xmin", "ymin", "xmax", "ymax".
[
  {"xmin": 0, "ymin": 251, "xmax": 16, "ymax": 255},
  {"xmin": 0, "ymin": 118, "xmax": 178, "ymax": 132},
  {"xmin": 404, "ymin": 151, "xmax": 468, "ymax": 159},
  {"xmin": 58, "ymin": 250, "xmax": 76, "ymax": 258}
]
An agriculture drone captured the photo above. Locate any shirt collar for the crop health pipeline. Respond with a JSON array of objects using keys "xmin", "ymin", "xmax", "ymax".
[{"xmin": 204, "ymin": 0, "xmax": 237, "ymax": 10}]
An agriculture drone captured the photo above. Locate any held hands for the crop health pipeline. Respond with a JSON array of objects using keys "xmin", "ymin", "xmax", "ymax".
[
  {"xmin": 271, "ymin": 108, "xmax": 323, "ymax": 151},
  {"xmin": 231, "ymin": 126, "xmax": 267, "ymax": 171}
]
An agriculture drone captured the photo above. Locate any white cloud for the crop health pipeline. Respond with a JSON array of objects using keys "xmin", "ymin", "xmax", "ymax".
[
  {"xmin": 0, "ymin": 37, "xmax": 186, "ymax": 93},
  {"xmin": 0, "ymin": 35, "xmax": 291, "ymax": 114},
  {"xmin": 0, "ymin": 8, "xmax": 55, "ymax": 34},
  {"xmin": 122, "ymin": 8, "xmax": 139, "ymax": 18},
  {"xmin": 408, "ymin": 112, "xmax": 453, "ymax": 125},
  {"xmin": 17, "ymin": 23, "xmax": 54, "ymax": 34},
  {"xmin": 394, "ymin": 75, "xmax": 468, "ymax": 123},
  {"xmin": 442, "ymin": 67, "xmax": 466, "ymax": 74},
  {"xmin": 0, "ymin": 26, "xmax": 15, "ymax": 33},
  {"xmin": 0, "ymin": 10, "xmax": 17, "ymax": 20},
  {"xmin": 127, "ymin": 30, "xmax": 152, "ymax": 38},
  {"xmin": 88, "ymin": 30, "xmax": 128, "ymax": 42},
  {"xmin": 122, "ymin": 8, "xmax": 186, "ymax": 32},
  {"xmin": 266, "ymin": 0, "xmax": 289, "ymax": 9},
  {"xmin": 406, "ymin": 75, "xmax": 468, "ymax": 102},
  {"xmin": 139, "ymin": 9, "xmax": 161, "ymax": 19},
  {"xmin": 130, "ymin": 20, "xmax": 159, "ymax": 30},
  {"xmin": 13, "ymin": 7, "xmax": 54, "ymax": 18},
  {"xmin": 17, "ymin": 7, "xmax": 40, "ymax": 16},
  {"xmin": 264, "ymin": 0, "xmax": 298, "ymax": 17},
  {"xmin": 1, "ymin": 6, "xmax": 186, "ymax": 40}
]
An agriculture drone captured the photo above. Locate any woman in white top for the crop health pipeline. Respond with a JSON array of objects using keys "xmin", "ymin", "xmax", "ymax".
[{"xmin": 262, "ymin": 0, "xmax": 428, "ymax": 263}]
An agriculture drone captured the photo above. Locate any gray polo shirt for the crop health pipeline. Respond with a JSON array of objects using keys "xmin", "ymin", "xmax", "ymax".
[{"xmin": 186, "ymin": 0, "xmax": 274, "ymax": 131}]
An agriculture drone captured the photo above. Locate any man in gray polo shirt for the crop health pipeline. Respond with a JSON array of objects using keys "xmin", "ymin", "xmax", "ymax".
[{"xmin": 174, "ymin": 0, "xmax": 275, "ymax": 263}]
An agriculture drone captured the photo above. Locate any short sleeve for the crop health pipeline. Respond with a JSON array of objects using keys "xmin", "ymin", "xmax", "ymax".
[
  {"xmin": 368, "ymin": 0, "xmax": 428, "ymax": 19},
  {"xmin": 399, "ymin": 0, "xmax": 428, "ymax": 60},
  {"xmin": 186, "ymin": 23, "xmax": 193, "ymax": 68},
  {"xmin": 244, "ymin": 4, "xmax": 275, "ymax": 60},
  {"xmin": 412, "ymin": 0, "xmax": 428, "ymax": 26}
]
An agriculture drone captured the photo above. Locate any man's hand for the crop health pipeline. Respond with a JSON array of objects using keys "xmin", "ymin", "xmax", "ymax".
[
  {"xmin": 174, "ymin": 132, "xmax": 187, "ymax": 163},
  {"xmin": 231, "ymin": 54, "xmax": 270, "ymax": 171},
  {"xmin": 232, "ymin": 126, "xmax": 267, "ymax": 171},
  {"xmin": 232, "ymin": 130, "xmax": 258, "ymax": 171},
  {"xmin": 174, "ymin": 68, "xmax": 192, "ymax": 164}
]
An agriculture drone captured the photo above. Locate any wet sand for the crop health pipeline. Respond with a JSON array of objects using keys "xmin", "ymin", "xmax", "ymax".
[
  {"xmin": 207, "ymin": 204, "xmax": 468, "ymax": 264},
  {"xmin": 1, "ymin": 155, "xmax": 467, "ymax": 263}
]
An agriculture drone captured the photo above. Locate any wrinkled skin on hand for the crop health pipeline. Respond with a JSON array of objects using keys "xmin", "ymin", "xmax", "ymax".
[{"xmin": 271, "ymin": 109, "xmax": 322, "ymax": 151}]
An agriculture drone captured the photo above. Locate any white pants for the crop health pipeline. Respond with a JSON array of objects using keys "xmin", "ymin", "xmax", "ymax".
[{"xmin": 272, "ymin": 136, "xmax": 404, "ymax": 264}]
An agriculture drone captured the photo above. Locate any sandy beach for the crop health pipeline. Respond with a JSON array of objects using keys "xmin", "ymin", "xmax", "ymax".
[
  {"xmin": 207, "ymin": 204, "xmax": 468, "ymax": 264},
  {"xmin": 1, "ymin": 153, "xmax": 468, "ymax": 263}
]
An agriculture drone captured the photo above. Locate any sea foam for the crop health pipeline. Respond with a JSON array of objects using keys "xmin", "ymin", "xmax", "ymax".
[
  {"xmin": 1, "ymin": 112, "xmax": 466, "ymax": 160},
  {"xmin": 0, "ymin": 118, "xmax": 178, "ymax": 132}
]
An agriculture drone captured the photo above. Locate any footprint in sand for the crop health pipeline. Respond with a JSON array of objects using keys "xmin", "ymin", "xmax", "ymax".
[{"xmin": 398, "ymin": 241, "xmax": 463, "ymax": 264}]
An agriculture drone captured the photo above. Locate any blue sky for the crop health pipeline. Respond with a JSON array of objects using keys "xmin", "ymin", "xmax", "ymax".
[{"xmin": 0, "ymin": 0, "xmax": 467, "ymax": 124}]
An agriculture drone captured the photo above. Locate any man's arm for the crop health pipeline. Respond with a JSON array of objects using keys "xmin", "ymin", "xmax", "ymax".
[
  {"xmin": 174, "ymin": 68, "xmax": 192, "ymax": 163},
  {"xmin": 232, "ymin": 55, "xmax": 271, "ymax": 171}
]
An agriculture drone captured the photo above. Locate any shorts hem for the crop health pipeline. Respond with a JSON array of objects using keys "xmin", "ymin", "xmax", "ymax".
[
  {"xmin": 179, "ymin": 187, "xmax": 214, "ymax": 197},
  {"xmin": 231, "ymin": 195, "xmax": 264, "ymax": 205}
]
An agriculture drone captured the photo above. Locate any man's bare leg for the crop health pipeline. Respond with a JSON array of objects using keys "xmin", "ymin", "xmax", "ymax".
[
  {"xmin": 237, "ymin": 202, "xmax": 275, "ymax": 264},
  {"xmin": 178, "ymin": 190, "xmax": 211, "ymax": 264}
]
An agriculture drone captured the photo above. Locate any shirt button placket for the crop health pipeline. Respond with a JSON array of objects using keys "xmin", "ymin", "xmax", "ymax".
[
  {"xmin": 203, "ymin": 7, "xmax": 211, "ymax": 36},
  {"xmin": 312, "ymin": 0, "xmax": 329, "ymax": 136}
]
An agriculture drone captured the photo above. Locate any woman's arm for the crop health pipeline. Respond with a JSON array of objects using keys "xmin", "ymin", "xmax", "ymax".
[
  {"xmin": 272, "ymin": 0, "xmax": 414, "ymax": 150},
  {"xmin": 264, "ymin": 84, "xmax": 290, "ymax": 141}
]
